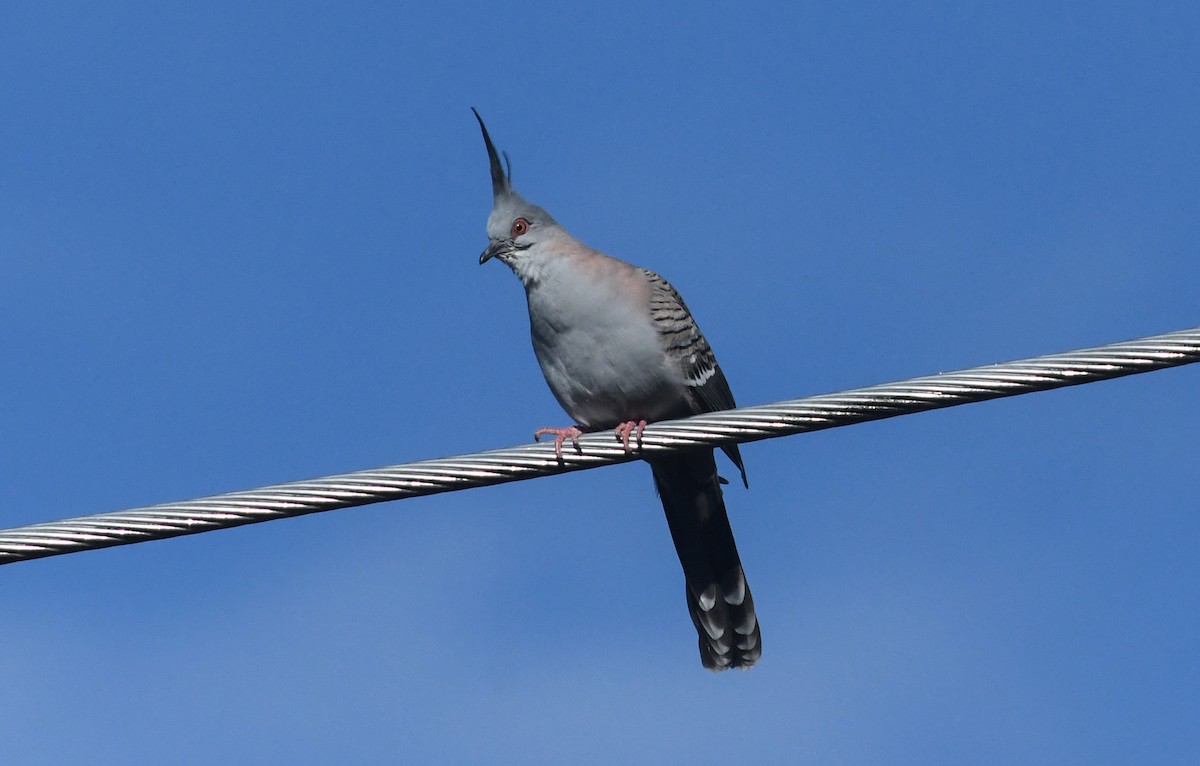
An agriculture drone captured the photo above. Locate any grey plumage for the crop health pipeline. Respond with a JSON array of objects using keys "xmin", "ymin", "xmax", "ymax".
[{"xmin": 473, "ymin": 109, "xmax": 760, "ymax": 670}]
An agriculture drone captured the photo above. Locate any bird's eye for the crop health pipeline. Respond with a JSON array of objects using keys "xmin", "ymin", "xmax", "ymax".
[{"xmin": 510, "ymin": 218, "xmax": 529, "ymax": 238}]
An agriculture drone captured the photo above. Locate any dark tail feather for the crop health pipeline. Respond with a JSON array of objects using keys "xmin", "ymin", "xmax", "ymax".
[{"xmin": 650, "ymin": 451, "xmax": 761, "ymax": 670}]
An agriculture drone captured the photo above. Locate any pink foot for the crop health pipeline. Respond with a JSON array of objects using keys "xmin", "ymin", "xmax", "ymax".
[
  {"xmin": 534, "ymin": 426, "xmax": 583, "ymax": 458},
  {"xmin": 613, "ymin": 420, "xmax": 648, "ymax": 452}
]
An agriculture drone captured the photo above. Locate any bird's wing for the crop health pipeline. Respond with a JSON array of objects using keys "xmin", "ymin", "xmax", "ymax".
[{"xmin": 643, "ymin": 268, "xmax": 747, "ymax": 487}]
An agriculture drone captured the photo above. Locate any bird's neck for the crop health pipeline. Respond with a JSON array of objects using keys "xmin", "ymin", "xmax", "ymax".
[{"xmin": 509, "ymin": 237, "xmax": 598, "ymax": 290}]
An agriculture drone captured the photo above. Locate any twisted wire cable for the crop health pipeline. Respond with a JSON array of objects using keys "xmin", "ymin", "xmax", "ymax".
[{"xmin": 2, "ymin": 326, "xmax": 1197, "ymax": 566}]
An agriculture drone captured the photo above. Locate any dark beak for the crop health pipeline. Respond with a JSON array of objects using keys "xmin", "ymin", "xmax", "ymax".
[{"xmin": 480, "ymin": 241, "xmax": 504, "ymax": 264}]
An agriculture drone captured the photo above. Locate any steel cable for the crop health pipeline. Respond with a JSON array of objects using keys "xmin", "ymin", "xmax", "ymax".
[{"xmin": 1, "ymin": 326, "xmax": 1197, "ymax": 565}]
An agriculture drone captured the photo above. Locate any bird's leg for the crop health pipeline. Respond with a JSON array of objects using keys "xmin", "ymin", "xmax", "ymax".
[
  {"xmin": 534, "ymin": 426, "xmax": 583, "ymax": 458},
  {"xmin": 613, "ymin": 420, "xmax": 648, "ymax": 452}
]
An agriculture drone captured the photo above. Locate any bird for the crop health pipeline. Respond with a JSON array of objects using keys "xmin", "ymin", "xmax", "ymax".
[{"xmin": 473, "ymin": 109, "xmax": 761, "ymax": 670}]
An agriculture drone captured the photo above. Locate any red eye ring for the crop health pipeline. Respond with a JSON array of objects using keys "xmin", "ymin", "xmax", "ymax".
[{"xmin": 510, "ymin": 218, "xmax": 529, "ymax": 238}]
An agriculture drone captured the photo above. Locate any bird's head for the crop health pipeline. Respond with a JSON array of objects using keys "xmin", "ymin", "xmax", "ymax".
[{"xmin": 472, "ymin": 109, "xmax": 561, "ymax": 270}]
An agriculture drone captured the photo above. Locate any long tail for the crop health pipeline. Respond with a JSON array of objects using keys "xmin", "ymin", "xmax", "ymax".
[{"xmin": 650, "ymin": 451, "xmax": 761, "ymax": 670}]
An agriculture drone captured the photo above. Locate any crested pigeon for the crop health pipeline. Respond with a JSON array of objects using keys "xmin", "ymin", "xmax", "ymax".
[{"xmin": 473, "ymin": 110, "xmax": 761, "ymax": 670}]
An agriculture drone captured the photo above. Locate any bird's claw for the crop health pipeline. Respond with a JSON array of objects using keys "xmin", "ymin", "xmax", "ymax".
[
  {"xmin": 534, "ymin": 426, "xmax": 583, "ymax": 459},
  {"xmin": 614, "ymin": 420, "xmax": 647, "ymax": 452}
]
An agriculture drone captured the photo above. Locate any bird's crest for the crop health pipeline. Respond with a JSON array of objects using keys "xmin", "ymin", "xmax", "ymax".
[{"xmin": 472, "ymin": 108, "xmax": 511, "ymax": 200}]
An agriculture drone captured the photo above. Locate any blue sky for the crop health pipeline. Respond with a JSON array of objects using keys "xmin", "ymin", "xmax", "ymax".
[{"xmin": 2, "ymin": 2, "xmax": 1198, "ymax": 763}]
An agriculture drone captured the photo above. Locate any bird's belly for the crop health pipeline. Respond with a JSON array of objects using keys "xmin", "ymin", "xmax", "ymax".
[{"xmin": 531, "ymin": 321, "xmax": 680, "ymax": 430}]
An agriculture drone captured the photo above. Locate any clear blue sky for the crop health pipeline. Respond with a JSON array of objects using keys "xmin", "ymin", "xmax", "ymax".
[{"xmin": 2, "ymin": 2, "xmax": 1198, "ymax": 763}]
